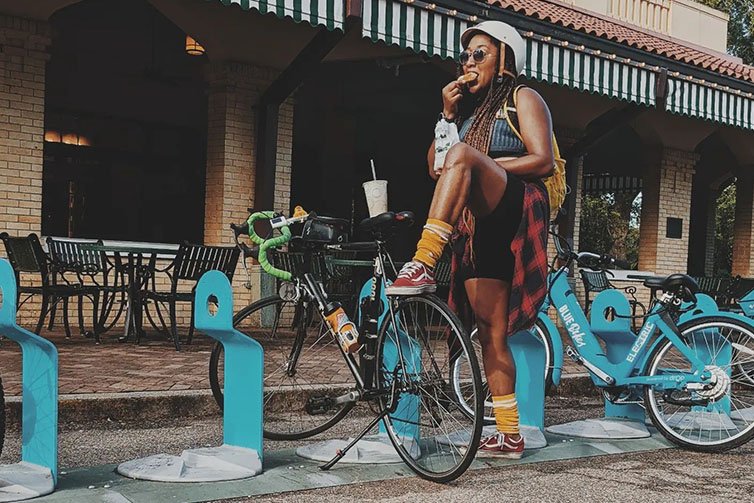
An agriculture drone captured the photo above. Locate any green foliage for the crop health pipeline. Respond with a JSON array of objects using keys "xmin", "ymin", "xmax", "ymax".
[
  {"xmin": 579, "ymin": 192, "xmax": 641, "ymax": 269},
  {"xmin": 714, "ymin": 183, "xmax": 736, "ymax": 276},
  {"xmin": 696, "ymin": 0, "xmax": 754, "ymax": 65}
]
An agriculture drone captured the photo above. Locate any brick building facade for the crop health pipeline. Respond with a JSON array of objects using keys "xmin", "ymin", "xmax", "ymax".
[{"xmin": 0, "ymin": 0, "xmax": 752, "ymax": 335}]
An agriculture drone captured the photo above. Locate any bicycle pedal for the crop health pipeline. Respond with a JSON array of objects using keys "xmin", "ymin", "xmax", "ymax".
[
  {"xmin": 305, "ymin": 395, "xmax": 335, "ymax": 415},
  {"xmin": 565, "ymin": 346, "xmax": 582, "ymax": 363}
]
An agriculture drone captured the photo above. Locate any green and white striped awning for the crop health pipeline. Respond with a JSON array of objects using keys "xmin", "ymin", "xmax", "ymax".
[
  {"xmin": 665, "ymin": 77, "xmax": 754, "ymax": 130},
  {"xmin": 524, "ymin": 37, "xmax": 656, "ymax": 107},
  {"xmin": 362, "ymin": 0, "xmax": 470, "ymax": 59},
  {"xmin": 362, "ymin": 0, "xmax": 754, "ymax": 130},
  {"xmin": 216, "ymin": 0, "xmax": 344, "ymax": 31},
  {"xmin": 363, "ymin": 0, "xmax": 655, "ymax": 106}
]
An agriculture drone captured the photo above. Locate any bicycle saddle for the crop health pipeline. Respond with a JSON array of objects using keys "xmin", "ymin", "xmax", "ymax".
[
  {"xmin": 359, "ymin": 211, "xmax": 414, "ymax": 240},
  {"xmin": 643, "ymin": 273, "xmax": 699, "ymax": 302}
]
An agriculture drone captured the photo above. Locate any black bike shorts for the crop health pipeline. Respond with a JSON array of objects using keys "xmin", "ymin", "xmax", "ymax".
[{"xmin": 460, "ymin": 171, "xmax": 525, "ymax": 283}]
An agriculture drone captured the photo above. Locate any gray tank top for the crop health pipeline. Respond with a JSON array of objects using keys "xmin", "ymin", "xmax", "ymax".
[{"xmin": 459, "ymin": 112, "xmax": 526, "ymax": 158}]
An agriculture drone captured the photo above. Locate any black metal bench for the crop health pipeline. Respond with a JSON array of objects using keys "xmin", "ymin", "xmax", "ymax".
[{"xmin": 143, "ymin": 242, "xmax": 240, "ymax": 350}]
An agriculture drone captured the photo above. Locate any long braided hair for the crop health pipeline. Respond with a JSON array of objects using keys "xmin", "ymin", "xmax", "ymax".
[
  {"xmin": 454, "ymin": 40, "xmax": 519, "ymax": 259},
  {"xmin": 456, "ymin": 42, "xmax": 518, "ymax": 153}
]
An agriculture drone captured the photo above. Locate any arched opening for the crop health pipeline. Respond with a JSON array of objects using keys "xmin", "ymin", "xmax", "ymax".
[
  {"xmin": 578, "ymin": 124, "xmax": 644, "ymax": 269},
  {"xmin": 688, "ymin": 133, "xmax": 738, "ymax": 276},
  {"xmin": 42, "ymin": 0, "xmax": 208, "ymax": 243}
]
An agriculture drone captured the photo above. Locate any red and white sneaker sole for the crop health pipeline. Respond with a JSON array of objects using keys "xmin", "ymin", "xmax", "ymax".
[
  {"xmin": 476, "ymin": 448, "xmax": 523, "ymax": 459},
  {"xmin": 385, "ymin": 283, "xmax": 437, "ymax": 296}
]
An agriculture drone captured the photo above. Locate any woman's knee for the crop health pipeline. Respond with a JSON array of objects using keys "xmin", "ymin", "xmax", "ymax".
[
  {"xmin": 444, "ymin": 143, "xmax": 475, "ymax": 173},
  {"xmin": 475, "ymin": 318, "xmax": 508, "ymax": 348}
]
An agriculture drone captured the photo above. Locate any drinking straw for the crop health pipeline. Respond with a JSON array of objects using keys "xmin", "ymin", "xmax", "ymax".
[{"xmin": 370, "ymin": 159, "xmax": 377, "ymax": 181}]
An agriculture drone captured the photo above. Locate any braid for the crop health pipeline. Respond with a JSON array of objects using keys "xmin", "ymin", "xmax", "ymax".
[
  {"xmin": 457, "ymin": 44, "xmax": 518, "ymax": 155},
  {"xmin": 454, "ymin": 42, "xmax": 519, "ymax": 263}
]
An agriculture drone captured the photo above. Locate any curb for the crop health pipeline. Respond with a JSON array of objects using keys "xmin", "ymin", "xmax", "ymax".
[{"xmin": 4, "ymin": 374, "xmax": 601, "ymax": 426}]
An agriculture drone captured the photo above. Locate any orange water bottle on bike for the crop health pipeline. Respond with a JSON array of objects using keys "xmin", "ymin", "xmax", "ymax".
[{"xmin": 324, "ymin": 302, "xmax": 360, "ymax": 353}]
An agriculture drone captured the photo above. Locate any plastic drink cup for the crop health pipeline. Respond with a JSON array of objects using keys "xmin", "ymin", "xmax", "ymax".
[{"xmin": 362, "ymin": 180, "xmax": 388, "ymax": 217}]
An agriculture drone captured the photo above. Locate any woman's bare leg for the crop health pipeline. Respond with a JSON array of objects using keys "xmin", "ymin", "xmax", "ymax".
[
  {"xmin": 465, "ymin": 278, "xmax": 515, "ymax": 395},
  {"xmin": 429, "ymin": 143, "xmax": 508, "ymax": 222},
  {"xmin": 466, "ymin": 278, "xmax": 521, "ymax": 440}
]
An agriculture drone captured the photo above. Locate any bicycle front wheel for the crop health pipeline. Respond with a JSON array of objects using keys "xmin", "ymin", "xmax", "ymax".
[
  {"xmin": 644, "ymin": 316, "xmax": 754, "ymax": 452},
  {"xmin": 209, "ymin": 295, "xmax": 355, "ymax": 440},
  {"xmin": 377, "ymin": 294, "xmax": 483, "ymax": 483}
]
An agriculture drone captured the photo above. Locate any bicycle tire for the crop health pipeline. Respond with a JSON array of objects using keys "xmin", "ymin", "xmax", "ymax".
[
  {"xmin": 209, "ymin": 295, "xmax": 355, "ymax": 440},
  {"xmin": 377, "ymin": 294, "xmax": 483, "ymax": 483},
  {"xmin": 454, "ymin": 319, "xmax": 554, "ymax": 424},
  {"xmin": 0, "ymin": 375, "xmax": 4, "ymax": 458},
  {"xmin": 644, "ymin": 316, "xmax": 754, "ymax": 452}
]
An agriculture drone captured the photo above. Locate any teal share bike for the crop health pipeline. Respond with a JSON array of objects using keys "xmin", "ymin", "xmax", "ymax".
[{"xmin": 548, "ymin": 233, "xmax": 754, "ymax": 451}]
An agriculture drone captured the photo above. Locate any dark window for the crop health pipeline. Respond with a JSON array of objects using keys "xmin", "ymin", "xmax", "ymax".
[{"xmin": 666, "ymin": 217, "xmax": 683, "ymax": 239}]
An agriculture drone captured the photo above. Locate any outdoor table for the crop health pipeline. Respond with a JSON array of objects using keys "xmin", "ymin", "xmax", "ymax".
[{"xmin": 81, "ymin": 242, "xmax": 179, "ymax": 343}]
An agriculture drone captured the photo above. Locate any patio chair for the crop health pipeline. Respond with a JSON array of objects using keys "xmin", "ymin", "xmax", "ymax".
[
  {"xmin": 45, "ymin": 237, "xmax": 128, "ymax": 339},
  {"xmin": 143, "ymin": 242, "xmax": 240, "ymax": 350},
  {"xmin": 0, "ymin": 232, "xmax": 101, "ymax": 339},
  {"xmin": 580, "ymin": 269, "xmax": 645, "ymax": 331}
]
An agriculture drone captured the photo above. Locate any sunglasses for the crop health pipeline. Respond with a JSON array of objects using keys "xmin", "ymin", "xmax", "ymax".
[{"xmin": 458, "ymin": 48, "xmax": 491, "ymax": 65}]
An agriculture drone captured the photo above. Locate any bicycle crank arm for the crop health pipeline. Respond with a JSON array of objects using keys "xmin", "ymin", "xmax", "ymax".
[
  {"xmin": 332, "ymin": 390, "xmax": 361, "ymax": 405},
  {"xmin": 565, "ymin": 346, "xmax": 615, "ymax": 385}
]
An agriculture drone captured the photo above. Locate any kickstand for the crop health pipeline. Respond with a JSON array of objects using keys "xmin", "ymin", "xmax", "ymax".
[
  {"xmin": 320, "ymin": 367, "xmax": 402, "ymax": 471},
  {"xmin": 319, "ymin": 407, "xmax": 390, "ymax": 471}
]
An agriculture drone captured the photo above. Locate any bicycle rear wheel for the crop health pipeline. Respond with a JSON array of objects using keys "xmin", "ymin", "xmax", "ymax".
[
  {"xmin": 377, "ymin": 294, "xmax": 483, "ymax": 483},
  {"xmin": 209, "ymin": 295, "xmax": 355, "ymax": 440},
  {"xmin": 644, "ymin": 316, "xmax": 754, "ymax": 452}
]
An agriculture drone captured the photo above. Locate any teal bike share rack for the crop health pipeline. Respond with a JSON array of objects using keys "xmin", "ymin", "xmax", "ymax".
[
  {"xmin": 0, "ymin": 259, "xmax": 58, "ymax": 502},
  {"xmin": 548, "ymin": 289, "xmax": 651, "ymax": 439},
  {"xmin": 117, "ymin": 270, "xmax": 263, "ymax": 482},
  {"xmin": 464, "ymin": 290, "xmax": 564, "ymax": 449},
  {"xmin": 508, "ymin": 292, "xmax": 563, "ymax": 448},
  {"xmin": 297, "ymin": 278, "xmax": 422, "ymax": 464}
]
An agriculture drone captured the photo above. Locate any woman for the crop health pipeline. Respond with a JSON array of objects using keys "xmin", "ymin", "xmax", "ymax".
[{"xmin": 386, "ymin": 21, "xmax": 553, "ymax": 458}]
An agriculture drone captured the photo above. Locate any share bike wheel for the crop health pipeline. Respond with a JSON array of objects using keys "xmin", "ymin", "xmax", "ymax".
[
  {"xmin": 644, "ymin": 316, "xmax": 754, "ymax": 452},
  {"xmin": 209, "ymin": 295, "xmax": 355, "ymax": 440},
  {"xmin": 377, "ymin": 294, "xmax": 483, "ymax": 483}
]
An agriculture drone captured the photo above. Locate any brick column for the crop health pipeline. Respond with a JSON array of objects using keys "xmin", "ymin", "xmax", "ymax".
[
  {"xmin": 203, "ymin": 61, "xmax": 295, "ymax": 316},
  {"xmin": 0, "ymin": 16, "xmax": 49, "ymax": 236},
  {"xmin": 732, "ymin": 176, "xmax": 754, "ymax": 277},
  {"xmin": 703, "ymin": 191, "xmax": 719, "ymax": 276},
  {"xmin": 638, "ymin": 148, "xmax": 698, "ymax": 275},
  {"xmin": 204, "ymin": 61, "xmax": 294, "ymax": 245}
]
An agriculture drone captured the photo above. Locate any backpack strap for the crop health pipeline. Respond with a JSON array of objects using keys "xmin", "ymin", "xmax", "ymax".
[{"xmin": 502, "ymin": 84, "xmax": 526, "ymax": 143}]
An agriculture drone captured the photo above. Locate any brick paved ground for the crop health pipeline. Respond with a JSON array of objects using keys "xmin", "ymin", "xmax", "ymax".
[{"xmin": 0, "ymin": 325, "xmax": 583, "ymax": 397}]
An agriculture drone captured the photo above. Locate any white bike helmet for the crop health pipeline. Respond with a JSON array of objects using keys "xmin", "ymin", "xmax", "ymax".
[{"xmin": 461, "ymin": 21, "xmax": 526, "ymax": 76}]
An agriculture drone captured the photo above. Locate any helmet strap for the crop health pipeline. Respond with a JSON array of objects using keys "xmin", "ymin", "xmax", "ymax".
[{"xmin": 497, "ymin": 43, "xmax": 505, "ymax": 83}]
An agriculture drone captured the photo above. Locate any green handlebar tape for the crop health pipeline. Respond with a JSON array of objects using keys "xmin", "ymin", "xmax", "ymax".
[{"xmin": 247, "ymin": 211, "xmax": 293, "ymax": 281}]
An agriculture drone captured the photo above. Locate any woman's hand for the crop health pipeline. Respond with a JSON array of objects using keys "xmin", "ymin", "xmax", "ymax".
[{"xmin": 441, "ymin": 81, "xmax": 463, "ymax": 119}]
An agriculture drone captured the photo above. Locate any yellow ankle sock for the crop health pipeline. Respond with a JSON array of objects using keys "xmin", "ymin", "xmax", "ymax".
[
  {"xmin": 492, "ymin": 394, "xmax": 520, "ymax": 435},
  {"xmin": 413, "ymin": 219, "xmax": 453, "ymax": 269}
]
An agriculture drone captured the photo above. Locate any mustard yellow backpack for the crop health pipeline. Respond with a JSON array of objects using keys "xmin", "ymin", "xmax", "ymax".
[{"xmin": 503, "ymin": 85, "xmax": 568, "ymax": 221}]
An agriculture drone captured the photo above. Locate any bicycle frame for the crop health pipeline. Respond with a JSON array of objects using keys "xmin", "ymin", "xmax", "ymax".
[
  {"xmin": 289, "ymin": 240, "xmax": 407, "ymax": 398},
  {"xmin": 549, "ymin": 267, "xmax": 712, "ymax": 391}
]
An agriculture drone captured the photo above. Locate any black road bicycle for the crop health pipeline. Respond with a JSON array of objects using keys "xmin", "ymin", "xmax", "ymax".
[{"xmin": 209, "ymin": 209, "xmax": 484, "ymax": 482}]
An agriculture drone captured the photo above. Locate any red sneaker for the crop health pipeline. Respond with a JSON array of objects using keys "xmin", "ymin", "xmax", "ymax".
[
  {"xmin": 476, "ymin": 432, "xmax": 524, "ymax": 459},
  {"xmin": 385, "ymin": 261, "xmax": 436, "ymax": 295}
]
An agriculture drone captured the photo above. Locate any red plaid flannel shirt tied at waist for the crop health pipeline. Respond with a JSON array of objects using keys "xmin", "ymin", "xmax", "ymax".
[{"xmin": 448, "ymin": 180, "xmax": 550, "ymax": 335}]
